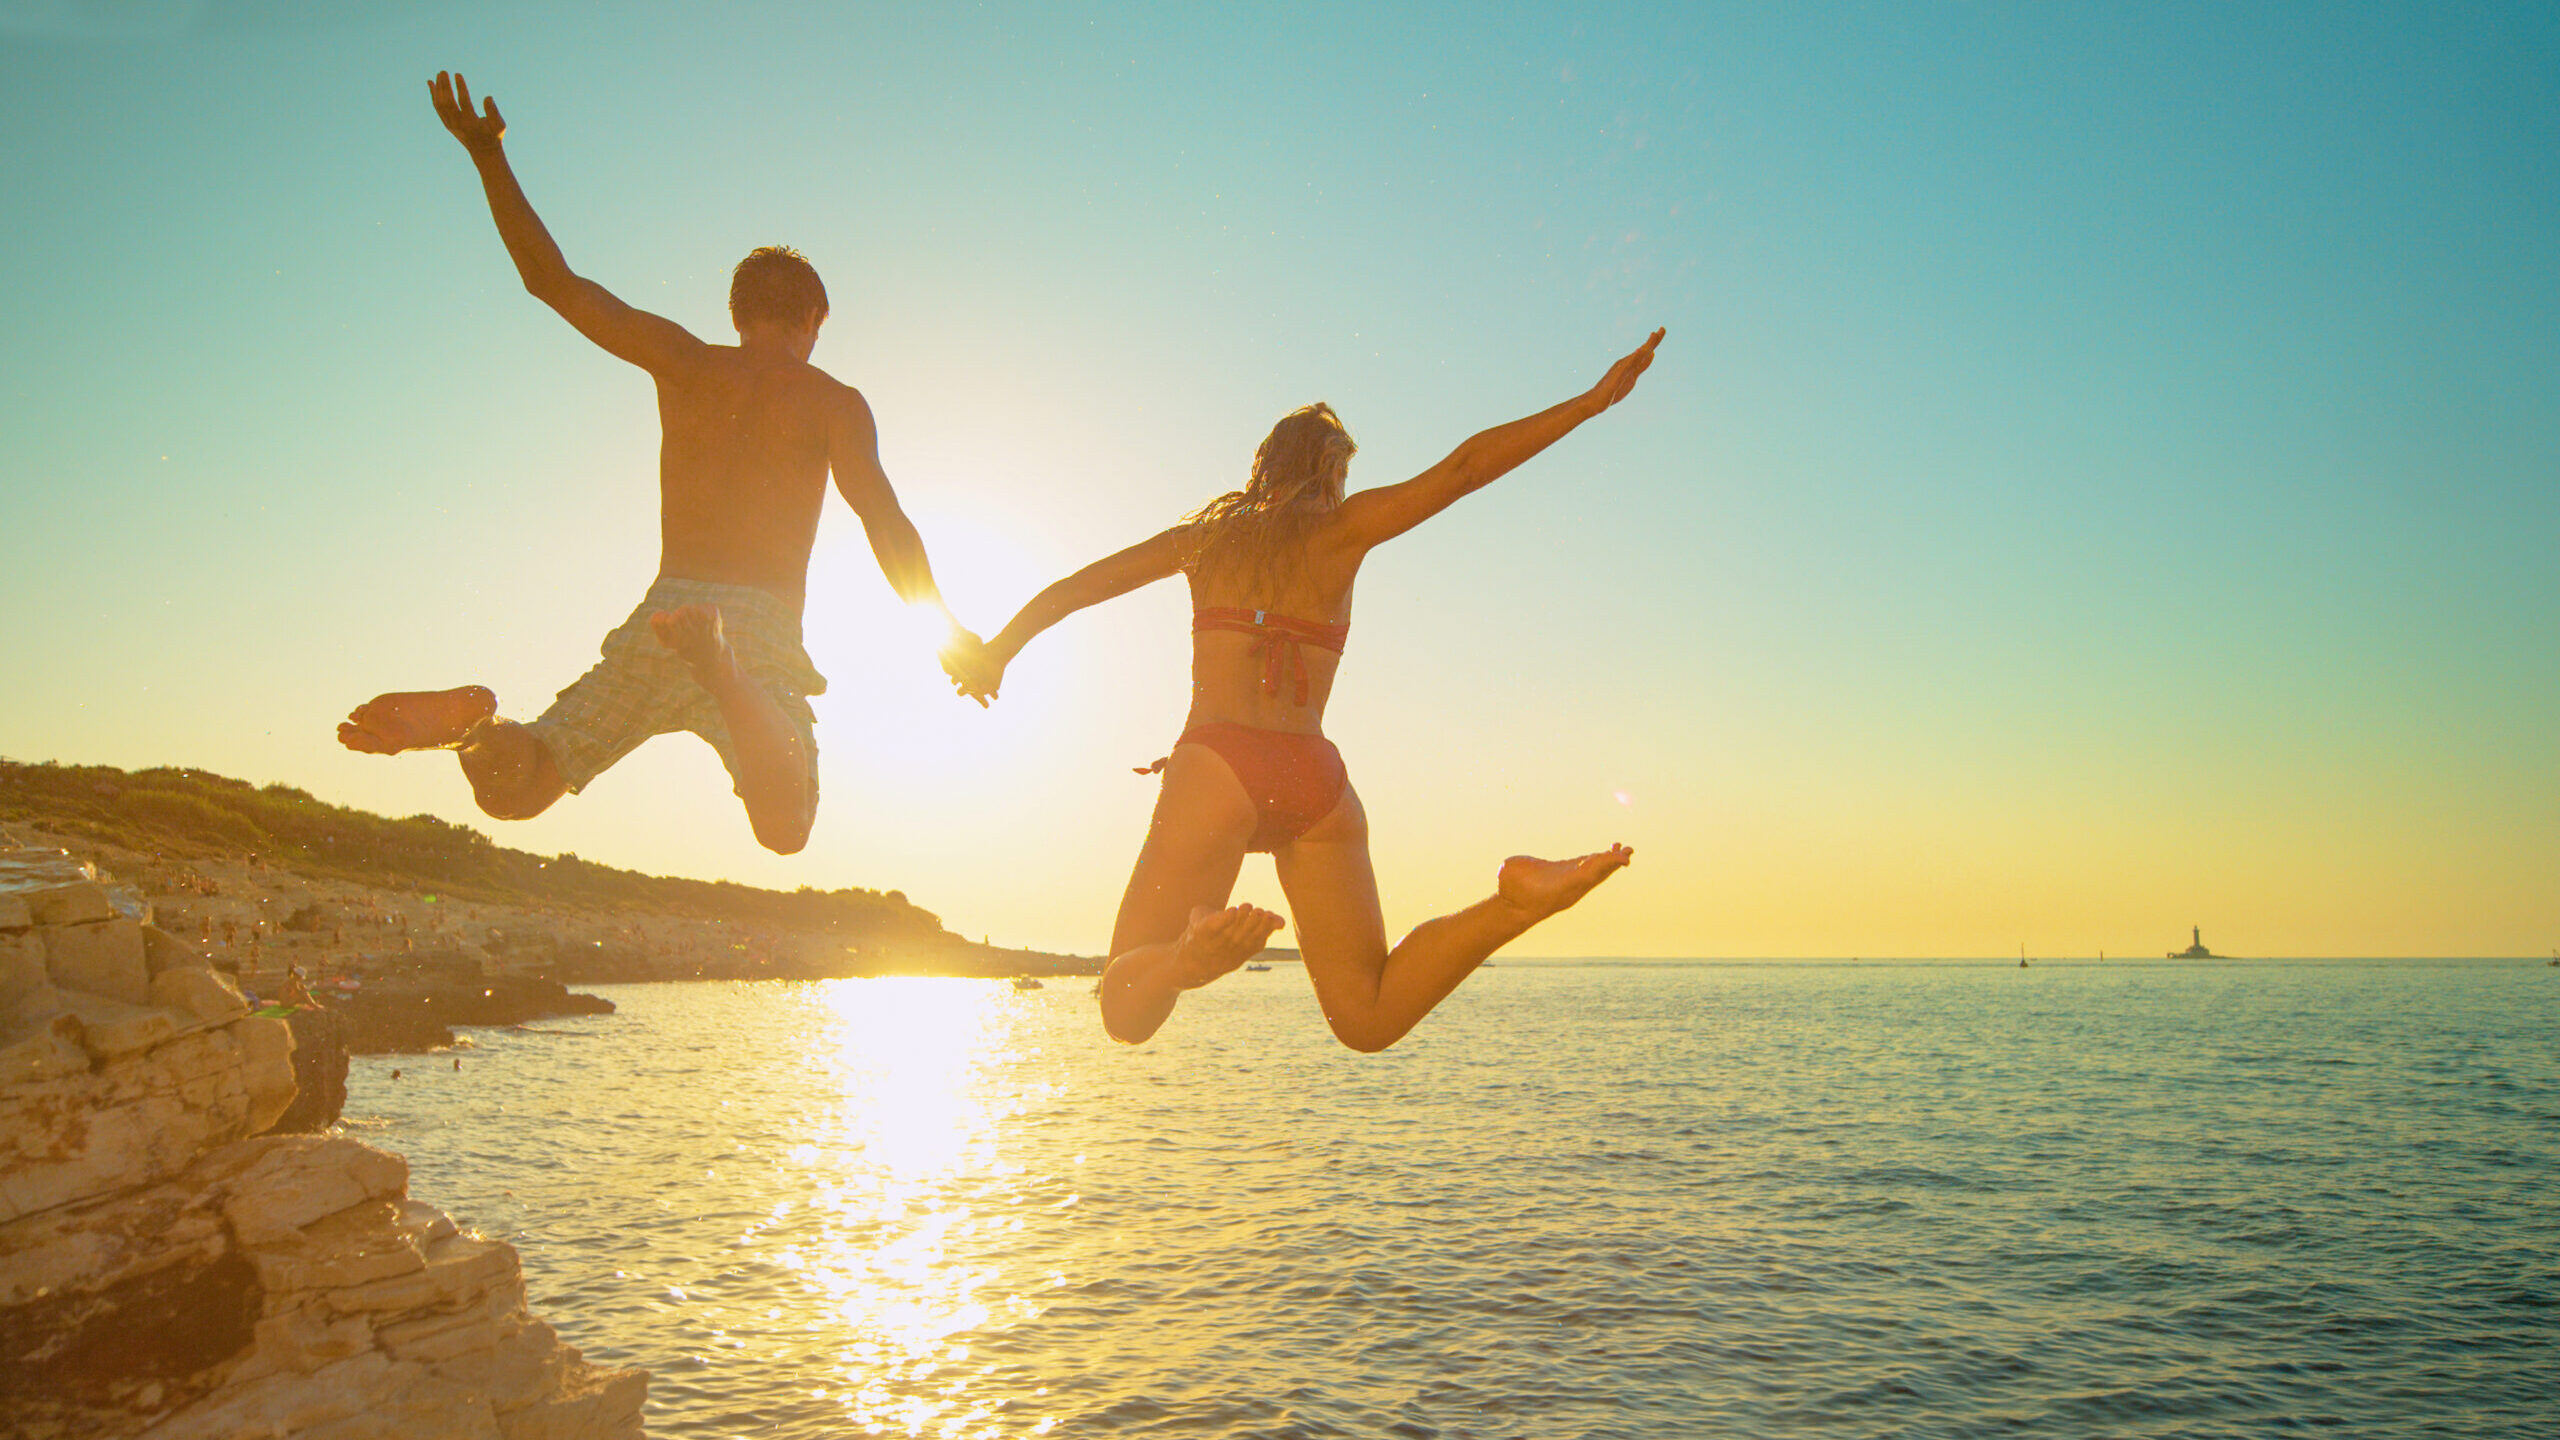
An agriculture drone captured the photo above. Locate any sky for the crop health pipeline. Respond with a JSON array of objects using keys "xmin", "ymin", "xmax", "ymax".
[{"xmin": 1, "ymin": 2, "xmax": 2553, "ymax": 958}]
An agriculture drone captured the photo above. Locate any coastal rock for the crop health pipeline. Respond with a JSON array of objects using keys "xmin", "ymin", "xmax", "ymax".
[
  {"xmin": 60, "ymin": 991, "xmax": 184, "ymax": 1060},
  {"xmin": 497, "ymin": 1367, "xmax": 650, "ymax": 1440},
  {"xmin": 0, "ymin": 1174, "xmax": 228, "ymax": 1309},
  {"xmin": 216, "ymin": 1135, "xmax": 408, "ymax": 1246},
  {"xmin": 233, "ymin": 1015, "xmax": 299, "ymax": 1136},
  {"xmin": 139, "ymin": 923, "xmax": 211, "ymax": 978},
  {"xmin": 0, "ymin": 842, "xmax": 648, "ymax": 1438},
  {"xmin": 149, "ymin": 964, "xmax": 249, "ymax": 1026},
  {"xmin": 338, "ymin": 972, "xmax": 615, "ymax": 1055},
  {"xmin": 28, "ymin": 881, "xmax": 115, "ymax": 928},
  {"xmin": 0, "ymin": 1007, "xmax": 88, "ymax": 1087},
  {"xmin": 0, "ymin": 846, "xmax": 111, "ymax": 926},
  {"xmin": 0, "ymin": 1023, "xmax": 250, "ymax": 1224},
  {"xmin": 1, "ymin": 930, "xmax": 47, "ymax": 1006},
  {"xmin": 266, "ymin": 1005, "xmax": 351, "ymax": 1135},
  {"xmin": 43, "ymin": 917, "xmax": 151, "ymax": 1006}
]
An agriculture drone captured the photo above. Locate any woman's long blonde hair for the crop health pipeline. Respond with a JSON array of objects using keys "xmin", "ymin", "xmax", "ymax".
[{"xmin": 1182, "ymin": 402, "xmax": 1356, "ymax": 587}]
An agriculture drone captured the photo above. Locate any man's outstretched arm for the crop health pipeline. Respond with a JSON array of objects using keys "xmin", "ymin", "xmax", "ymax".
[
  {"xmin": 826, "ymin": 385, "xmax": 963, "ymax": 620},
  {"xmin": 429, "ymin": 71, "xmax": 702, "ymax": 375}
]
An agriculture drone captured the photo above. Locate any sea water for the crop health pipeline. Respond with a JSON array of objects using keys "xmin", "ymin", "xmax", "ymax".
[{"xmin": 341, "ymin": 960, "xmax": 2559, "ymax": 1438}]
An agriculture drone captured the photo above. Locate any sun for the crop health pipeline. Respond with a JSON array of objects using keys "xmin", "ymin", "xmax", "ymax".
[{"xmin": 894, "ymin": 504, "xmax": 1047, "ymax": 633}]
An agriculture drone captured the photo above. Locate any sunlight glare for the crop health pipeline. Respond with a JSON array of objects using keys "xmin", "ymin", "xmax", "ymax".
[
  {"xmin": 899, "ymin": 598, "xmax": 965, "ymax": 669},
  {"xmin": 764, "ymin": 978, "xmax": 1051, "ymax": 1437}
]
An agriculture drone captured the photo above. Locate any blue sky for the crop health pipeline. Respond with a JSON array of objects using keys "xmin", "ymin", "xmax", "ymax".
[{"xmin": 2, "ymin": 2, "xmax": 2552, "ymax": 956}]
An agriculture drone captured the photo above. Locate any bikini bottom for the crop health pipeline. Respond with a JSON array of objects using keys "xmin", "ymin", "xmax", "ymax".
[{"xmin": 1141, "ymin": 722, "xmax": 1349, "ymax": 853}]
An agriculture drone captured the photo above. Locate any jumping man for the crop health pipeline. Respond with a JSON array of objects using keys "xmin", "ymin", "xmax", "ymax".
[{"xmin": 340, "ymin": 72, "xmax": 971, "ymax": 854}]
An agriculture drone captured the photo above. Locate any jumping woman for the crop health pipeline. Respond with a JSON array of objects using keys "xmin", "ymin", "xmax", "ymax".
[{"xmin": 955, "ymin": 330, "xmax": 1663, "ymax": 1050}]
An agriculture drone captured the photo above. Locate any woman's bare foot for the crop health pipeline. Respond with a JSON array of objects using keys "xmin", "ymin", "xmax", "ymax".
[
  {"xmin": 1496, "ymin": 844, "xmax": 1634, "ymax": 921},
  {"xmin": 649, "ymin": 603, "xmax": 735, "ymax": 685},
  {"xmin": 337, "ymin": 686, "xmax": 497, "ymax": 754},
  {"xmin": 1170, "ymin": 904, "xmax": 1285, "ymax": 989}
]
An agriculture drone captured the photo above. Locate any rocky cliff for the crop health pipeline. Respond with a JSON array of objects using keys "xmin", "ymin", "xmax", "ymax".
[{"xmin": 0, "ymin": 835, "xmax": 647, "ymax": 1438}]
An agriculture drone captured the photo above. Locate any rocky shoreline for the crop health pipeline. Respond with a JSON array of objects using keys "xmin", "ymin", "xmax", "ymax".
[
  {"xmin": 0, "ymin": 818, "xmax": 1096, "ymax": 1058},
  {"xmin": 0, "ymin": 831, "xmax": 648, "ymax": 1438}
]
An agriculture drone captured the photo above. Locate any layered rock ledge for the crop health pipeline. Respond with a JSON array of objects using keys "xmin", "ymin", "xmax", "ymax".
[{"xmin": 0, "ymin": 835, "xmax": 647, "ymax": 1438}]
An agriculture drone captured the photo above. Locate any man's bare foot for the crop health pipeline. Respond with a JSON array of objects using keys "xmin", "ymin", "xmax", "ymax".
[
  {"xmin": 1170, "ymin": 904, "xmax": 1285, "ymax": 989},
  {"xmin": 337, "ymin": 686, "xmax": 497, "ymax": 754},
  {"xmin": 649, "ymin": 603, "xmax": 736, "ymax": 685},
  {"xmin": 1497, "ymin": 844, "xmax": 1634, "ymax": 920}
]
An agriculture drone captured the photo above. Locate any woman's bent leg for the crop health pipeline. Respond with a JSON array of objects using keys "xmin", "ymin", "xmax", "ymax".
[
  {"xmin": 1277, "ymin": 790, "xmax": 1631, "ymax": 1052},
  {"xmin": 1097, "ymin": 745, "xmax": 1272, "ymax": 1044}
]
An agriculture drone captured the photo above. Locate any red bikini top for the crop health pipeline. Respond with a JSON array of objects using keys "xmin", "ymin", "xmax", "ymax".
[{"xmin": 1193, "ymin": 606, "xmax": 1350, "ymax": 706}]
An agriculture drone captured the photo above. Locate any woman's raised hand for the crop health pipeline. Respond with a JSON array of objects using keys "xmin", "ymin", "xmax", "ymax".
[{"xmin": 1588, "ymin": 328, "xmax": 1665, "ymax": 411}]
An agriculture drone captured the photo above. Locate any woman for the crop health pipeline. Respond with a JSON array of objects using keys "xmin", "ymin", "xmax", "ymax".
[{"xmin": 958, "ymin": 330, "xmax": 1663, "ymax": 1050}]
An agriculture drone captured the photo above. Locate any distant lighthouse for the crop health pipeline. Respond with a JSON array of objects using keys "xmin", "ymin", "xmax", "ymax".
[{"xmin": 2170, "ymin": 926, "xmax": 2217, "ymax": 959}]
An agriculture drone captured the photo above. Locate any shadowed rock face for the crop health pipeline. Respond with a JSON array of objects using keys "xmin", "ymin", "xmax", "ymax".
[
  {"xmin": 0, "ymin": 1246, "xmax": 260, "ymax": 1415},
  {"xmin": 268, "ymin": 1007, "xmax": 351, "ymax": 1134},
  {"xmin": 0, "ymin": 836, "xmax": 649, "ymax": 1439},
  {"xmin": 337, "ymin": 969, "xmax": 616, "ymax": 1055}
]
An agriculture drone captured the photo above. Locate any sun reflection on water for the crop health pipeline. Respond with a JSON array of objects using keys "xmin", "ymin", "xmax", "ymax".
[{"xmin": 760, "ymin": 977, "xmax": 1059, "ymax": 1437}]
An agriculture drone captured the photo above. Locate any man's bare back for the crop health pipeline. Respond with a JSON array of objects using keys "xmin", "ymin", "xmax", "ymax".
[
  {"xmin": 654, "ymin": 353, "xmax": 839, "ymax": 604},
  {"xmin": 338, "ymin": 72, "xmax": 970, "ymax": 855}
]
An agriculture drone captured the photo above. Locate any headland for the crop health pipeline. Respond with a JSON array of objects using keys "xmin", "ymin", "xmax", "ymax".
[{"xmin": 1, "ymin": 759, "xmax": 1099, "ymax": 1055}]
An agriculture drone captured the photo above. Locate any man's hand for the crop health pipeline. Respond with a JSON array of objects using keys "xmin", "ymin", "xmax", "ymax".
[
  {"xmin": 429, "ymin": 70, "xmax": 506, "ymax": 154},
  {"xmin": 941, "ymin": 631, "xmax": 1005, "ymax": 707}
]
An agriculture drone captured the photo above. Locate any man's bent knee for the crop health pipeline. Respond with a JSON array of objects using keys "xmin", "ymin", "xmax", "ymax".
[
  {"xmin": 465, "ymin": 765, "xmax": 566, "ymax": 822},
  {"xmin": 748, "ymin": 805, "xmax": 814, "ymax": 856},
  {"xmin": 476, "ymin": 792, "xmax": 561, "ymax": 823}
]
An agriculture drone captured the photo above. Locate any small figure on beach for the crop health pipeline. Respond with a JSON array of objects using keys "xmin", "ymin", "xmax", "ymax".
[
  {"xmin": 950, "ymin": 332, "xmax": 1661, "ymax": 1049},
  {"xmin": 338, "ymin": 72, "xmax": 973, "ymax": 854}
]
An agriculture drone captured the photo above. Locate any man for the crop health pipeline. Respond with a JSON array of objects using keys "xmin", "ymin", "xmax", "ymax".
[{"xmin": 341, "ymin": 72, "xmax": 971, "ymax": 854}]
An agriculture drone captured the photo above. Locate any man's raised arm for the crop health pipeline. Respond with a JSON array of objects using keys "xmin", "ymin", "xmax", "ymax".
[{"xmin": 428, "ymin": 71, "xmax": 701, "ymax": 375}]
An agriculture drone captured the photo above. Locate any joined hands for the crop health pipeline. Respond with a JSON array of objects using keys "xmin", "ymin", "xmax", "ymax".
[{"xmin": 940, "ymin": 631, "xmax": 1007, "ymax": 707}]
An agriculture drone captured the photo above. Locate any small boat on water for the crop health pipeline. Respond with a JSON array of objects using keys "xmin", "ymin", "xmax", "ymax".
[
  {"xmin": 1244, "ymin": 963, "xmax": 1271, "ymax": 972},
  {"xmin": 1010, "ymin": 976, "xmax": 1043, "ymax": 991}
]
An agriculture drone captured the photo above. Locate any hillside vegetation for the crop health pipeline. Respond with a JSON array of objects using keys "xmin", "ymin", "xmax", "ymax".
[{"xmin": 0, "ymin": 758, "xmax": 951, "ymax": 948}]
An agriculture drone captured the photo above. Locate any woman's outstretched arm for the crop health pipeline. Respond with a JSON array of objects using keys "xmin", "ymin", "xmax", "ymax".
[
  {"xmin": 1329, "ymin": 329, "xmax": 1663, "ymax": 553},
  {"xmin": 954, "ymin": 526, "xmax": 1186, "ymax": 702}
]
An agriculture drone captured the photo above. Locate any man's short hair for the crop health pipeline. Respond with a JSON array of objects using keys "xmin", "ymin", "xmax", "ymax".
[{"xmin": 730, "ymin": 246, "xmax": 828, "ymax": 329}]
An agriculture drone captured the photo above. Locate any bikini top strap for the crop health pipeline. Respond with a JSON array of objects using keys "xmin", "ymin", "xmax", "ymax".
[{"xmin": 1192, "ymin": 607, "xmax": 1350, "ymax": 706}]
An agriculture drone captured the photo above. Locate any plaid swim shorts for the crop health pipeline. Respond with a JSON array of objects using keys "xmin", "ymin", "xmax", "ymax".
[{"xmin": 523, "ymin": 577, "xmax": 827, "ymax": 800}]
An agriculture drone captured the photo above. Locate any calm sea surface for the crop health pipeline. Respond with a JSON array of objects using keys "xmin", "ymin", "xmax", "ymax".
[{"xmin": 341, "ymin": 961, "xmax": 2560, "ymax": 1439}]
